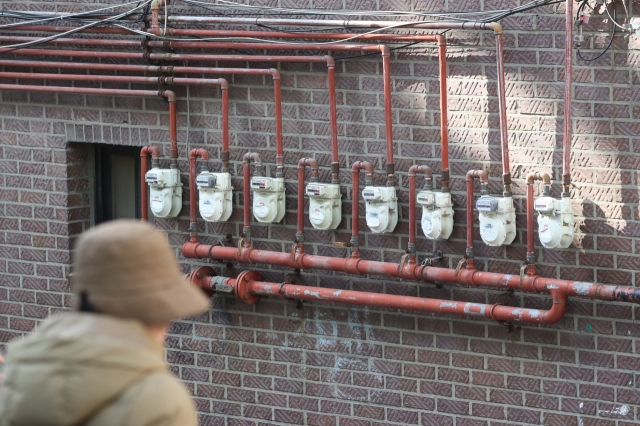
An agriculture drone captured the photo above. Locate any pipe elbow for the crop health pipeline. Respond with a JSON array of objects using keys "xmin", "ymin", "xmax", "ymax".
[
  {"xmin": 160, "ymin": 90, "xmax": 176, "ymax": 103},
  {"xmin": 298, "ymin": 157, "xmax": 319, "ymax": 172},
  {"xmin": 466, "ymin": 169, "xmax": 488, "ymax": 184},
  {"xmin": 541, "ymin": 290, "xmax": 568, "ymax": 324},
  {"xmin": 323, "ymin": 55, "xmax": 335, "ymax": 68},
  {"xmin": 489, "ymin": 22, "xmax": 503, "ymax": 35},
  {"xmin": 378, "ymin": 45, "xmax": 390, "ymax": 56},
  {"xmin": 435, "ymin": 34, "xmax": 446, "ymax": 46},
  {"xmin": 268, "ymin": 68, "xmax": 280, "ymax": 80},
  {"xmin": 352, "ymin": 160, "xmax": 374, "ymax": 175},
  {"xmin": 189, "ymin": 148, "xmax": 209, "ymax": 161},
  {"xmin": 141, "ymin": 146, "xmax": 160, "ymax": 158},
  {"xmin": 526, "ymin": 171, "xmax": 552, "ymax": 186},
  {"xmin": 408, "ymin": 165, "xmax": 433, "ymax": 179},
  {"xmin": 243, "ymin": 152, "xmax": 262, "ymax": 166},
  {"xmin": 218, "ymin": 78, "xmax": 229, "ymax": 91},
  {"xmin": 151, "ymin": 0, "xmax": 165, "ymax": 10}
]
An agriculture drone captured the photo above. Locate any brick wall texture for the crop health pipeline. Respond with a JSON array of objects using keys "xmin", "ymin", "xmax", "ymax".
[{"xmin": 2, "ymin": 0, "xmax": 640, "ymax": 425}]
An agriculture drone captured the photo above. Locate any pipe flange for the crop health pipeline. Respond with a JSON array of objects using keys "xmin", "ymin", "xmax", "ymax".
[
  {"xmin": 235, "ymin": 270, "xmax": 263, "ymax": 305},
  {"xmin": 186, "ymin": 266, "xmax": 216, "ymax": 290}
]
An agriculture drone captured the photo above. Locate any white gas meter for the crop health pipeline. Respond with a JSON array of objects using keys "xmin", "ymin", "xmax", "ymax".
[
  {"xmin": 534, "ymin": 196, "xmax": 574, "ymax": 249},
  {"xmin": 417, "ymin": 190, "xmax": 454, "ymax": 240},
  {"xmin": 145, "ymin": 167, "xmax": 182, "ymax": 218},
  {"xmin": 362, "ymin": 186, "xmax": 398, "ymax": 234},
  {"xmin": 251, "ymin": 176, "xmax": 285, "ymax": 223},
  {"xmin": 306, "ymin": 183, "xmax": 341, "ymax": 230},
  {"xmin": 197, "ymin": 171, "xmax": 233, "ymax": 222},
  {"xmin": 476, "ymin": 195, "xmax": 516, "ymax": 246}
]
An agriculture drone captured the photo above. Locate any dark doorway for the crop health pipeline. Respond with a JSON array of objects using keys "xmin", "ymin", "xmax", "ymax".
[{"xmin": 94, "ymin": 145, "xmax": 142, "ymax": 224}]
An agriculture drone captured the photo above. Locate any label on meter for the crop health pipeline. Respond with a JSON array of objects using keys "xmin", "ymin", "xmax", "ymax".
[
  {"xmin": 252, "ymin": 178, "xmax": 270, "ymax": 190},
  {"xmin": 482, "ymin": 221, "xmax": 499, "ymax": 240},
  {"xmin": 196, "ymin": 175, "xmax": 216, "ymax": 188},
  {"xmin": 417, "ymin": 193, "xmax": 435, "ymax": 205},
  {"xmin": 534, "ymin": 199, "xmax": 554, "ymax": 212},
  {"xmin": 254, "ymin": 201, "xmax": 269, "ymax": 218},
  {"xmin": 306, "ymin": 185, "xmax": 325, "ymax": 196},
  {"xmin": 310, "ymin": 206, "xmax": 325, "ymax": 221},
  {"xmin": 145, "ymin": 172, "xmax": 158, "ymax": 183},
  {"xmin": 363, "ymin": 189, "xmax": 379, "ymax": 200},
  {"xmin": 476, "ymin": 198, "xmax": 498, "ymax": 212}
]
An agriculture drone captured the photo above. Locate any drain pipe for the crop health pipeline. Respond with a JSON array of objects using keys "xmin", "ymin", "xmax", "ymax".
[
  {"xmin": 525, "ymin": 172, "xmax": 551, "ymax": 276},
  {"xmin": 192, "ymin": 269, "xmax": 568, "ymax": 325},
  {"xmin": 188, "ymin": 149, "xmax": 209, "ymax": 242},
  {"xmin": 407, "ymin": 165, "xmax": 433, "ymax": 262},
  {"xmin": 465, "ymin": 170, "xmax": 489, "ymax": 270},
  {"xmin": 242, "ymin": 153, "xmax": 264, "ymax": 248},
  {"xmin": 296, "ymin": 158, "xmax": 320, "ymax": 254},
  {"xmin": 140, "ymin": 146, "xmax": 161, "ymax": 222}
]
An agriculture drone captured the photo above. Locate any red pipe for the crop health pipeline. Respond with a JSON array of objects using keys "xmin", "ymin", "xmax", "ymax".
[
  {"xmin": 197, "ymin": 270, "xmax": 567, "ymax": 325},
  {"xmin": 140, "ymin": 146, "xmax": 161, "ymax": 222},
  {"xmin": 408, "ymin": 165, "xmax": 433, "ymax": 260},
  {"xmin": 494, "ymin": 32, "xmax": 511, "ymax": 195},
  {"xmin": 296, "ymin": 158, "xmax": 319, "ymax": 252},
  {"xmin": 349, "ymin": 161, "xmax": 374, "ymax": 259},
  {"xmin": 181, "ymin": 242, "xmax": 640, "ymax": 307},
  {"xmin": 465, "ymin": 170, "xmax": 489, "ymax": 270},
  {"xmin": 242, "ymin": 153, "xmax": 264, "ymax": 246},
  {"xmin": 563, "ymin": 0, "xmax": 573, "ymax": 196},
  {"xmin": 526, "ymin": 172, "xmax": 551, "ymax": 276},
  {"xmin": 437, "ymin": 36, "xmax": 450, "ymax": 191},
  {"xmin": 188, "ymin": 148, "xmax": 210, "ymax": 242}
]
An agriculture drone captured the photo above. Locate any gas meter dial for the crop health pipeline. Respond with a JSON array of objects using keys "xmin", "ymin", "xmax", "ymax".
[
  {"xmin": 535, "ymin": 196, "xmax": 574, "ymax": 249},
  {"xmin": 251, "ymin": 176, "xmax": 285, "ymax": 223},
  {"xmin": 306, "ymin": 183, "xmax": 341, "ymax": 230},
  {"xmin": 197, "ymin": 171, "xmax": 233, "ymax": 222},
  {"xmin": 145, "ymin": 167, "xmax": 183, "ymax": 218},
  {"xmin": 417, "ymin": 190, "xmax": 453, "ymax": 240},
  {"xmin": 362, "ymin": 186, "xmax": 398, "ymax": 234},
  {"xmin": 476, "ymin": 195, "xmax": 516, "ymax": 246}
]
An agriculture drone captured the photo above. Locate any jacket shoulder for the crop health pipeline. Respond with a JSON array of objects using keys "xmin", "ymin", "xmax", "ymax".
[{"xmin": 90, "ymin": 372, "xmax": 198, "ymax": 426}]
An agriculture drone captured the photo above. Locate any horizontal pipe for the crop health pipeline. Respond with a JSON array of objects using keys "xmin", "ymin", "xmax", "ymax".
[
  {"xmin": 160, "ymin": 16, "xmax": 503, "ymax": 33},
  {"xmin": 182, "ymin": 242, "xmax": 640, "ymax": 306},
  {"xmin": 200, "ymin": 272, "xmax": 566, "ymax": 324}
]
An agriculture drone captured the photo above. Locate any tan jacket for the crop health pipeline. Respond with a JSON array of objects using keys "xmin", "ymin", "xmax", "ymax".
[{"xmin": 0, "ymin": 313, "xmax": 198, "ymax": 426}]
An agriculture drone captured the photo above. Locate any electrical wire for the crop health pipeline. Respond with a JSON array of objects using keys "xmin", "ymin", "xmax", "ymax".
[
  {"xmin": 0, "ymin": 0, "xmax": 152, "ymax": 52},
  {"xmin": 0, "ymin": 1, "xmax": 146, "ymax": 29},
  {"xmin": 577, "ymin": 0, "xmax": 616, "ymax": 62}
]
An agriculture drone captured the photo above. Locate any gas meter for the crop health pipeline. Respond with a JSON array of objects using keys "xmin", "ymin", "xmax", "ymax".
[
  {"xmin": 306, "ymin": 183, "xmax": 341, "ymax": 230},
  {"xmin": 416, "ymin": 190, "xmax": 454, "ymax": 240},
  {"xmin": 251, "ymin": 177, "xmax": 285, "ymax": 223},
  {"xmin": 534, "ymin": 196, "xmax": 574, "ymax": 249},
  {"xmin": 362, "ymin": 186, "xmax": 398, "ymax": 234},
  {"xmin": 145, "ymin": 166, "xmax": 183, "ymax": 218},
  {"xmin": 197, "ymin": 171, "xmax": 233, "ymax": 222},
  {"xmin": 476, "ymin": 195, "xmax": 516, "ymax": 246}
]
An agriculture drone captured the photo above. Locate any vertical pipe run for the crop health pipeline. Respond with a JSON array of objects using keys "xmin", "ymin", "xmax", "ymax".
[
  {"xmin": 325, "ymin": 56, "xmax": 340, "ymax": 184},
  {"xmin": 189, "ymin": 149, "xmax": 209, "ymax": 242},
  {"xmin": 494, "ymin": 30, "xmax": 512, "ymax": 195},
  {"xmin": 221, "ymin": 82, "xmax": 230, "ymax": 173},
  {"xmin": 466, "ymin": 170, "xmax": 489, "ymax": 269},
  {"xmin": 379, "ymin": 45, "xmax": 395, "ymax": 185},
  {"xmin": 140, "ymin": 146, "xmax": 161, "ymax": 222},
  {"xmin": 436, "ymin": 35, "xmax": 450, "ymax": 192},
  {"xmin": 351, "ymin": 161, "xmax": 374, "ymax": 258},
  {"xmin": 408, "ymin": 165, "xmax": 433, "ymax": 260},
  {"xmin": 296, "ymin": 158, "xmax": 320, "ymax": 252},
  {"xmin": 165, "ymin": 92, "xmax": 178, "ymax": 162},
  {"xmin": 563, "ymin": 0, "xmax": 574, "ymax": 196},
  {"xmin": 273, "ymin": 73, "xmax": 284, "ymax": 178},
  {"xmin": 526, "ymin": 172, "xmax": 551, "ymax": 275},
  {"xmin": 242, "ymin": 153, "xmax": 263, "ymax": 246}
]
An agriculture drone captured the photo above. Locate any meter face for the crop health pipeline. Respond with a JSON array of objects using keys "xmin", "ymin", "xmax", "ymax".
[{"xmin": 476, "ymin": 198, "xmax": 498, "ymax": 212}]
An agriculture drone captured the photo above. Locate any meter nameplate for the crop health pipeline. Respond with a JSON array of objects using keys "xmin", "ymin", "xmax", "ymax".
[
  {"xmin": 145, "ymin": 172, "xmax": 158, "ymax": 183},
  {"xmin": 417, "ymin": 193, "xmax": 435, "ymax": 205},
  {"xmin": 367, "ymin": 211, "xmax": 381, "ymax": 227},
  {"xmin": 534, "ymin": 199, "xmax": 554, "ymax": 212},
  {"xmin": 196, "ymin": 175, "xmax": 216, "ymax": 188},
  {"xmin": 310, "ymin": 206, "xmax": 325, "ymax": 221},
  {"xmin": 476, "ymin": 198, "xmax": 498, "ymax": 212},
  {"xmin": 251, "ymin": 178, "xmax": 270, "ymax": 190},
  {"xmin": 306, "ymin": 185, "xmax": 325, "ymax": 197},
  {"xmin": 362, "ymin": 189, "xmax": 380, "ymax": 200}
]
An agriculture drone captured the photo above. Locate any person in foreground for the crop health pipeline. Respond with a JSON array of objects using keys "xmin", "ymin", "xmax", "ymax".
[{"xmin": 0, "ymin": 220, "xmax": 210, "ymax": 426}]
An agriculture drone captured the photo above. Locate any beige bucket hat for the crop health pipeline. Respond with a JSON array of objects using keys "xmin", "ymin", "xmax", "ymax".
[{"xmin": 72, "ymin": 220, "xmax": 210, "ymax": 324}]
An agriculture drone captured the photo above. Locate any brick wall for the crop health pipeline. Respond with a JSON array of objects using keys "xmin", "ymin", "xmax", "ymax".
[{"xmin": 2, "ymin": 0, "xmax": 640, "ymax": 424}]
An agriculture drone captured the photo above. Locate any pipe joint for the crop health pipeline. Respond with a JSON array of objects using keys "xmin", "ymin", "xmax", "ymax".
[
  {"xmin": 466, "ymin": 169, "xmax": 489, "ymax": 184},
  {"xmin": 323, "ymin": 55, "xmax": 335, "ymax": 68},
  {"xmin": 218, "ymin": 77, "xmax": 229, "ymax": 91},
  {"xmin": 160, "ymin": 90, "xmax": 176, "ymax": 102},
  {"xmin": 378, "ymin": 44, "xmax": 390, "ymax": 56},
  {"xmin": 526, "ymin": 252, "xmax": 535, "ymax": 264},
  {"xmin": 268, "ymin": 68, "xmax": 281, "ymax": 80}
]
